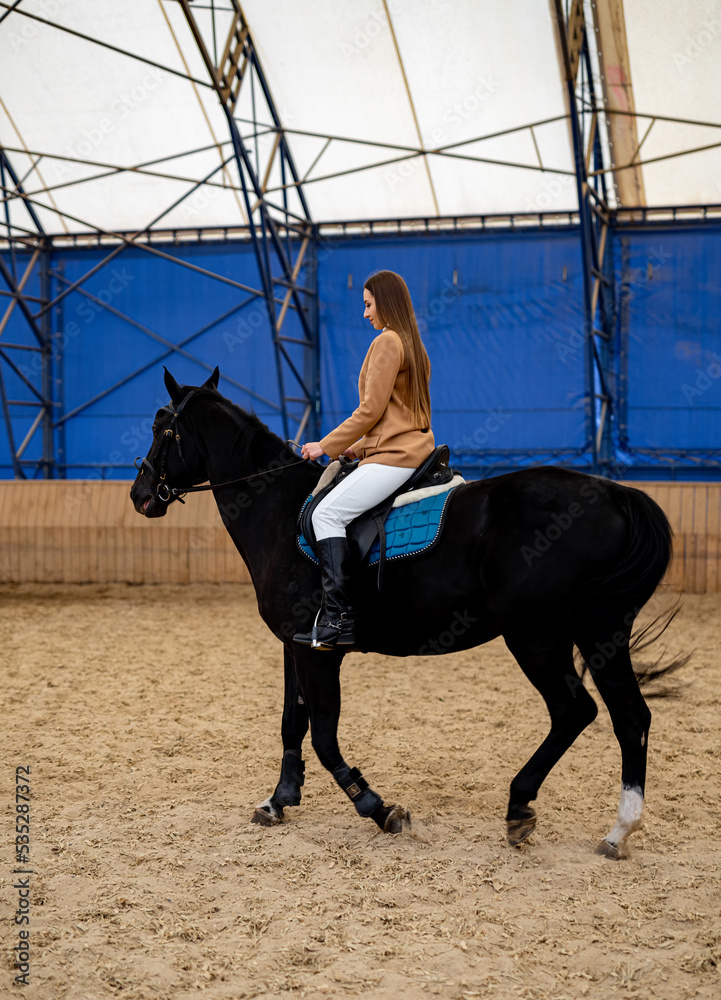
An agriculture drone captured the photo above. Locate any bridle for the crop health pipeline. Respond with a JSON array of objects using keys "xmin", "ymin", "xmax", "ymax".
[
  {"xmin": 135, "ymin": 391, "xmax": 198, "ymax": 502},
  {"xmin": 134, "ymin": 390, "xmax": 306, "ymax": 505}
]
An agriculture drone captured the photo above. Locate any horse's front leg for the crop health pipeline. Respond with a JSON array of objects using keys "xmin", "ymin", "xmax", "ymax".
[
  {"xmin": 252, "ymin": 645, "xmax": 309, "ymax": 826},
  {"xmin": 294, "ymin": 646, "xmax": 411, "ymax": 834}
]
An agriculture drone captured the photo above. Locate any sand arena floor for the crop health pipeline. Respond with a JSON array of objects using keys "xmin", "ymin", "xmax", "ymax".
[{"xmin": 1, "ymin": 583, "xmax": 719, "ymax": 1000}]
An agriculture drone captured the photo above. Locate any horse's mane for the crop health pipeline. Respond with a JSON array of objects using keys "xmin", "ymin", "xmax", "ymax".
[{"xmin": 194, "ymin": 388, "xmax": 297, "ymax": 468}]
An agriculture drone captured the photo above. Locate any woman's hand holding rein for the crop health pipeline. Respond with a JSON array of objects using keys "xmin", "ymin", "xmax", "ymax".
[{"xmin": 301, "ymin": 441, "xmax": 326, "ymax": 461}]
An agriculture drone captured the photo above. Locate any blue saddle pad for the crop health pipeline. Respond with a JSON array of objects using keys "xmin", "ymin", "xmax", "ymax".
[{"xmin": 297, "ymin": 486, "xmax": 459, "ymax": 567}]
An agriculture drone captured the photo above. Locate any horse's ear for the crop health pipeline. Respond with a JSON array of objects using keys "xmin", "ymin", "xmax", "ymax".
[
  {"xmin": 201, "ymin": 366, "xmax": 220, "ymax": 391},
  {"xmin": 163, "ymin": 367, "xmax": 183, "ymax": 405}
]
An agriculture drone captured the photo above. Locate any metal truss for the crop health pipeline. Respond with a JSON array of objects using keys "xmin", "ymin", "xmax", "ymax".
[
  {"xmin": 1, "ymin": 1, "xmax": 720, "ymax": 479},
  {"xmin": 551, "ymin": 0, "xmax": 721, "ymax": 476},
  {"xmin": 0, "ymin": 149, "xmax": 54, "ymax": 478},
  {"xmin": 553, "ymin": 0, "xmax": 615, "ymax": 475},
  {"xmin": 3, "ymin": 0, "xmax": 718, "ymax": 195},
  {"xmin": 178, "ymin": 0, "xmax": 319, "ymax": 444},
  {"xmin": 0, "ymin": 0, "xmax": 320, "ymax": 477}
]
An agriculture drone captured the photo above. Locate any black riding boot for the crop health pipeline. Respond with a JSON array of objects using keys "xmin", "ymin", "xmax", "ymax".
[{"xmin": 293, "ymin": 536, "xmax": 356, "ymax": 650}]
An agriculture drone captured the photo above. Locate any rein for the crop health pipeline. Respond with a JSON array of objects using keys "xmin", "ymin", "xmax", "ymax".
[{"xmin": 135, "ymin": 390, "xmax": 308, "ymax": 504}]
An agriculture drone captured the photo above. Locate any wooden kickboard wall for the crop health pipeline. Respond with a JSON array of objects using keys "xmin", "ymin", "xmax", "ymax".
[
  {"xmin": 0, "ymin": 480, "xmax": 718, "ymax": 592},
  {"xmin": 0, "ymin": 480, "xmax": 251, "ymax": 585}
]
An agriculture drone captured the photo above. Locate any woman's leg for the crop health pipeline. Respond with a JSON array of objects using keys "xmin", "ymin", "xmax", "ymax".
[
  {"xmin": 295, "ymin": 464, "xmax": 415, "ymax": 650},
  {"xmin": 312, "ymin": 463, "xmax": 415, "ymax": 540}
]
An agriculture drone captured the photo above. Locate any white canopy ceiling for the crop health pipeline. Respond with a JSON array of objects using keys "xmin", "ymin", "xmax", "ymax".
[{"xmin": 0, "ymin": 0, "xmax": 719, "ymax": 236}]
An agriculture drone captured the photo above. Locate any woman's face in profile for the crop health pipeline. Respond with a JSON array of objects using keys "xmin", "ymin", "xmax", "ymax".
[{"xmin": 363, "ymin": 288, "xmax": 383, "ymax": 331}]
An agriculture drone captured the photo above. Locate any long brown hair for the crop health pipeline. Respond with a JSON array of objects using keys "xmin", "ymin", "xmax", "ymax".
[{"xmin": 363, "ymin": 270, "xmax": 431, "ymax": 428}]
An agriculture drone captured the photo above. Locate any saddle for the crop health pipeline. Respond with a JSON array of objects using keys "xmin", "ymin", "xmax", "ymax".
[{"xmin": 298, "ymin": 445, "xmax": 459, "ymax": 588}]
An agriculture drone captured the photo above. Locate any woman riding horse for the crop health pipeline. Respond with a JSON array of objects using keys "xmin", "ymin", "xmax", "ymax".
[{"xmin": 294, "ymin": 270, "xmax": 435, "ymax": 651}]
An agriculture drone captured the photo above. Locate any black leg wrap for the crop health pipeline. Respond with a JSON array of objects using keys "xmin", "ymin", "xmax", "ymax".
[
  {"xmin": 273, "ymin": 750, "xmax": 305, "ymax": 808},
  {"xmin": 333, "ymin": 763, "xmax": 382, "ymax": 818}
]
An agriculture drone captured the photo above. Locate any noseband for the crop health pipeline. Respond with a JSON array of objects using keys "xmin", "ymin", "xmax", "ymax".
[{"xmin": 135, "ymin": 391, "xmax": 307, "ymax": 505}]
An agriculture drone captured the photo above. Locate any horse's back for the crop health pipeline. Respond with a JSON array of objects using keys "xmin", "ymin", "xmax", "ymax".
[{"xmin": 465, "ymin": 466, "xmax": 669, "ymax": 628}]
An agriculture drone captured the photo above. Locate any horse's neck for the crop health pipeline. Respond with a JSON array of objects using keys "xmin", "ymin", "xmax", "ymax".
[{"xmin": 196, "ymin": 403, "xmax": 313, "ymax": 572}]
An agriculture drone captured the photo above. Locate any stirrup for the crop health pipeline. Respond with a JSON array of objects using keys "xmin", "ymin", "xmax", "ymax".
[
  {"xmin": 292, "ymin": 609, "xmax": 338, "ymax": 650},
  {"xmin": 311, "ymin": 608, "xmax": 338, "ymax": 650},
  {"xmin": 292, "ymin": 608, "xmax": 355, "ymax": 650}
]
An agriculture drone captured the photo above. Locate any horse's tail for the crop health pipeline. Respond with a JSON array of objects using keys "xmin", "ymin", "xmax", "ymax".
[
  {"xmin": 577, "ymin": 598, "xmax": 691, "ymax": 693},
  {"xmin": 627, "ymin": 600, "xmax": 692, "ymax": 692},
  {"xmin": 583, "ymin": 482, "xmax": 673, "ymax": 624}
]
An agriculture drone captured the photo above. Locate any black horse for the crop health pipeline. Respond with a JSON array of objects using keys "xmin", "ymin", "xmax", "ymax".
[{"xmin": 130, "ymin": 368, "xmax": 672, "ymax": 859}]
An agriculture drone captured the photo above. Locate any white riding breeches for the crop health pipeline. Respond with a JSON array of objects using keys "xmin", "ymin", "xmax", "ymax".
[{"xmin": 312, "ymin": 463, "xmax": 415, "ymax": 541}]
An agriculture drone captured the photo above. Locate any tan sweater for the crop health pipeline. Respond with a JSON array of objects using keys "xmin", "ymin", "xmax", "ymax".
[{"xmin": 320, "ymin": 329, "xmax": 435, "ymax": 468}]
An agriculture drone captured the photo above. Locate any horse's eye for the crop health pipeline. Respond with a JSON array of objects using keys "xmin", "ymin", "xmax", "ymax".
[{"xmin": 152, "ymin": 425, "xmax": 157, "ymax": 435}]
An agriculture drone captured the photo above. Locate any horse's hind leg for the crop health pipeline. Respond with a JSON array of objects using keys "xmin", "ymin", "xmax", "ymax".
[
  {"xmin": 252, "ymin": 645, "xmax": 310, "ymax": 826},
  {"xmin": 503, "ymin": 633, "xmax": 598, "ymax": 847},
  {"xmin": 576, "ymin": 631, "xmax": 651, "ymax": 860}
]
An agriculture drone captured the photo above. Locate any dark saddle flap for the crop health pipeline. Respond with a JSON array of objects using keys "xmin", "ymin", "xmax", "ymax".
[{"xmin": 299, "ymin": 445, "xmax": 454, "ymax": 573}]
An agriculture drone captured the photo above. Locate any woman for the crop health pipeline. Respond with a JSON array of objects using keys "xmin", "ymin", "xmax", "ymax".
[{"xmin": 294, "ymin": 270, "xmax": 435, "ymax": 651}]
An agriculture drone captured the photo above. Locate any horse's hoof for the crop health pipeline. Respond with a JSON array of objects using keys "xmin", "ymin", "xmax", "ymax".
[
  {"xmin": 506, "ymin": 806, "xmax": 536, "ymax": 847},
  {"xmin": 596, "ymin": 838, "xmax": 628, "ymax": 860},
  {"xmin": 251, "ymin": 804, "xmax": 283, "ymax": 827},
  {"xmin": 383, "ymin": 804, "xmax": 411, "ymax": 834}
]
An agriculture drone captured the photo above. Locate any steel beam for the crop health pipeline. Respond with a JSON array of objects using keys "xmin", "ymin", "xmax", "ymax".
[
  {"xmin": 0, "ymin": 2, "xmax": 214, "ymax": 89},
  {"xmin": 552, "ymin": 0, "xmax": 615, "ymax": 475},
  {"xmin": 178, "ymin": 0, "xmax": 319, "ymax": 442},
  {"xmin": 0, "ymin": 148, "xmax": 56, "ymax": 478}
]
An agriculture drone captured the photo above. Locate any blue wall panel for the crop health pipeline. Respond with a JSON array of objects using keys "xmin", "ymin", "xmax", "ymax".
[
  {"xmin": 616, "ymin": 228, "xmax": 721, "ymax": 472},
  {"xmin": 2, "ymin": 225, "xmax": 720, "ymax": 480},
  {"xmin": 52, "ymin": 242, "xmax": 282, "ymax": 476}
]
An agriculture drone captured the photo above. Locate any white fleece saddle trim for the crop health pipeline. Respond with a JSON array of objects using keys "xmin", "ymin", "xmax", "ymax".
[{"xmin": 392, "ymin": 475, "xmax": 465, "ymax": 506}]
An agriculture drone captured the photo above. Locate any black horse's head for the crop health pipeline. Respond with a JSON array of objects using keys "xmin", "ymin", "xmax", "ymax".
[{"xmin": 130, "ymin": 366, "xmax": 220, "ymax": 518}]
